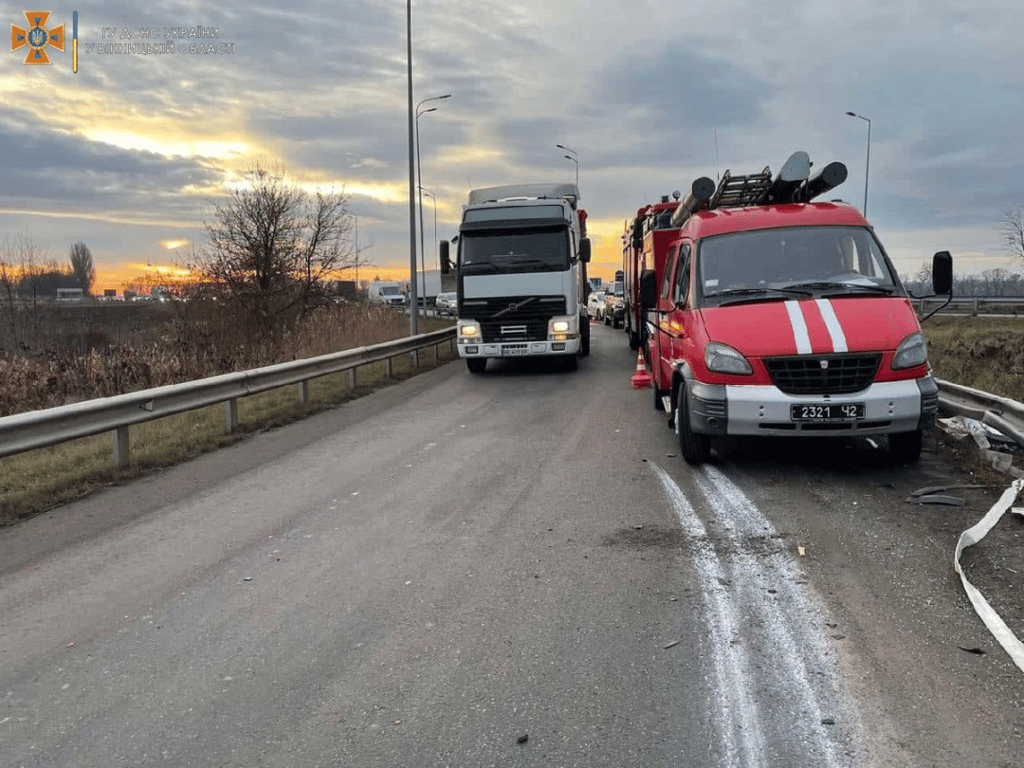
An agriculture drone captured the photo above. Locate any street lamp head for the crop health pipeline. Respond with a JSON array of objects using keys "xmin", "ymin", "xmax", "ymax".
[{"xmin": 846, "ymin": 111, "xmax": 856, "ymax": 117}]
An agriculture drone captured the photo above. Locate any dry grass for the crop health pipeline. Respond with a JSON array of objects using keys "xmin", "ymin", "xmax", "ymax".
[
  {"xmin": 924, "ymin": 315, "xmax": 1024, "ymax": 402},
  {"xmin": 0, "ymin": 304, "xmax": 457, "ymax": 524}
]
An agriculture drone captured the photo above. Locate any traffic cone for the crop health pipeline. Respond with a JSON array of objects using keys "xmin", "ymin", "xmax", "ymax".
[{"xmin": 630, "ymin": 348, "xmax": 652, "ymax": 389}]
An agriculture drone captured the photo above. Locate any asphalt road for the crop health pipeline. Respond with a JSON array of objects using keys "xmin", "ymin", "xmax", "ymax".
[{"xmin": 1, "ymin": 322, "xmax": 1022, "ymax": 767}]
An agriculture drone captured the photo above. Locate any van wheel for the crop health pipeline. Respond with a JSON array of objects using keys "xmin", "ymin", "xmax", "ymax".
[
  {"xmin": 466, "ymin": 358, "xmax": 487, "ymax": 374},
  {"xmin": 675, "ymin": 385, "xmax": 711, "ymax": 465},
  {"xmin": 888, "ymin": 430, "xmax": 922, "ymax": 464}
]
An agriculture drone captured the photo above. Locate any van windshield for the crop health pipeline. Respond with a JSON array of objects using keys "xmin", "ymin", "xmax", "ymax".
[
  {"xmin": 460, "ymin": 225, "xmax": 570, "ymax": 273},
  {"xmin": 698, "ymin": 225, "xmax": 900, "ymax": 304}
]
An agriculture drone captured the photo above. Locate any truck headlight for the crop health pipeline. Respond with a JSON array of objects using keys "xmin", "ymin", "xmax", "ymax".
[
  {"xmin": 705, "ymin": 341, "xmax": 752, "ymax": 375},
  {"xmin": 893, "ymin": 332, "xmax": 928, "ymax": 369},
  {"xmin": 551, "ymin": 320, "xmax": 571, "ymax": 333},
  {"xmin": 458, "ymin": 321, "xmax": 481, "ymax": 340}
]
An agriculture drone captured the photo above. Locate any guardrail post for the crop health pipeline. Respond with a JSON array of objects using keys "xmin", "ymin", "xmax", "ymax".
[
  {"xmin": 112, "ymin": 426, "xmax": 129, "ymax": 469},
  {"xmin": 225, "ymin": 398, "xmax": 238, "ymax": 433},
  {"xmin": 972, "ymin": 298, "xmax": 979, "ymax": 316},
  {"xmin": 349, "ymin": 368, "xmax": 357, "ymax": 390},
  {"xmin": 297, "ymin": 380, "xmax": 309, "ymax": 407},
  {"xmin": 385, "ymin": 357, "xmax": 393, "ymax": 380}
]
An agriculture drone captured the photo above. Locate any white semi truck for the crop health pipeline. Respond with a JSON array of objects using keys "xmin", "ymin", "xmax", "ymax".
[{"xmin": 440, "ymin": 183, "xmax": 592, "ymax": 374}]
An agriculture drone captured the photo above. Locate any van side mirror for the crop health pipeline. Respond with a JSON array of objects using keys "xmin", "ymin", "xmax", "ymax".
[
  {"xmin": 931, "ymin": 250, "xmax": 952, "ymax": 295},
  {"xmin": 639, "ymin": 269, "xmax": 658, "ymax": 309},
  {"xmin": 440, "ymin": 240, "xmax": 451, "ymax": 274},
  {"xmin": 580, "ymin": 237, "xmax": 591, "ymax": 263}
]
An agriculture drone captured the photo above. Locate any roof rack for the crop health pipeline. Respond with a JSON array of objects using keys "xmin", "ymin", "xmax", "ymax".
[{"xmin": 671, "ymin": 151, "xmax": 847, "ymax": 228}]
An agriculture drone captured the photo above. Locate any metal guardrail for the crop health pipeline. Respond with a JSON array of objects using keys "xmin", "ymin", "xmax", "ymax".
[
  {"xmin": 917, "ymin": 296, "xmax": 1024, "ymax": 316},
  {"xmin": 937, "ymin": 378, "xmax": 1024, "ymax": 448},
  {"xmin": 0, "ymin": 328, "xmax": 457, "ymax": 468}
]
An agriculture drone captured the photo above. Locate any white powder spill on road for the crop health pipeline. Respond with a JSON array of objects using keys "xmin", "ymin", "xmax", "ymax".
[{"xmin": 652, "ymin": 462, "xmax": 864, "ymax": 768}]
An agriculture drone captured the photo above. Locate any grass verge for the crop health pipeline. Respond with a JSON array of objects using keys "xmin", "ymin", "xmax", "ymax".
[{"xmin": 0, "ymin": 341, "xmax": 458, "ymax": 525}]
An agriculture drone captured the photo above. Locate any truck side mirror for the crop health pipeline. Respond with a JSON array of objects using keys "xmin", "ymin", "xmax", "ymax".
[
  {"xmin": 580, "ymin": 237, "xmax": 591, "ymax": 263},
  {"xmin": 440, "ymin": 240, "xmax": 451, "ymax": 274},
  {"xmin": 931, "ymin": 250, "xmax": 952, "ymax": 295},
  {"xmin": 639, "ymin": 269, "xmax": 658, "ymax": 309}
]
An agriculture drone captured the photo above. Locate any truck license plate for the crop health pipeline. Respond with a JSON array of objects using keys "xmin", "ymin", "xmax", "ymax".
[
  {"xmin": 503, "ymin": 345, "xmax": 528, "ymax": 357},
  {"xmin": 790, "ymin": 403, "xmax": 865, "ymax": 422}
]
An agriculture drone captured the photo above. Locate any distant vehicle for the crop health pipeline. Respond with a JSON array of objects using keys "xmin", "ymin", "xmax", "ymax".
[
  {"xmin": 587, "ymin": 290, "xmax": 606, "ymax": 321},
  {"xmin": 367, "ymin": 281, "xmax": 405, "ymax": 307},
  {"xmin": 435, "ymin": 292, "xmax": 457, "ymax": 317},
  {"xmin": 441, "ymin": 182, "xmax": 592, "ymax": 374},
  {"xmin": 603, "ymin": 280, "xmax": 624, "ymax": 328}
]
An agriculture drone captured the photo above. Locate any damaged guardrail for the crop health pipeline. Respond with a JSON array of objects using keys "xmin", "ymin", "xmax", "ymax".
[
  {"xmin": 0, "ymin": 327, "xmax": 456, "ymax": 469},
  {"xmin": 937, "ymin": 378, "xmax": 1024, "ymax": 477},
  {"xmin": 936, "ymin": 379, "xmax": 1024, "ymax": 674}
]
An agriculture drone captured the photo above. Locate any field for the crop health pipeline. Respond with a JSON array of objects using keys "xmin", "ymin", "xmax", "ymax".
[{"xmin": 925, "ymin": 314, "xmax": 1024, "ymax": 402}]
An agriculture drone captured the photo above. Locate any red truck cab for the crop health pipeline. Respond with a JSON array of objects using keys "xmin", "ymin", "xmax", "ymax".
[{"xmin": 640, "ymin": 161, "xmax": 952, "ymax": 465}]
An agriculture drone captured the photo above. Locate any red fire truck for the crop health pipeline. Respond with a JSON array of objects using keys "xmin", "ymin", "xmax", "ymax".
[
  {"xmin": 623, "ymin": 194, "xmax": 685, "ymax": 350},
  {"xmin": 639, "ymin": 152, "xmax": 952, "ymax": 465}
]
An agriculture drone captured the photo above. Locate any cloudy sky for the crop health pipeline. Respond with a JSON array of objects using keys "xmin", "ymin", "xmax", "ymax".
[{"xmin": 2, "ymin": 0, "xmax": 1022, "ymax": 292}]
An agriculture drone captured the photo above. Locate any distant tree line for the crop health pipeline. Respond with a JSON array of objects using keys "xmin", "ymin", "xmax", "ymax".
[
  {"xmin": 0, "ymin": 237, "xmax": 95, "ymax": 301},
  {"xmin": 903, "ymin": 265, "xmax": 1024, "ymax": 298}
]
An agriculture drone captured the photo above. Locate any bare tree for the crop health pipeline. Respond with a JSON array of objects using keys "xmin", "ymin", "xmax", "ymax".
[
  {"xmin": 190, "ymin": 162, "xmax": 358, "ymax": 333},
  {"xmin": 999, "ymin": 204, "xmax": 1024, "ymax": 265},
  {"xmin": 68, "ymin": 241, "xmax": 95, "ymax": 295}
]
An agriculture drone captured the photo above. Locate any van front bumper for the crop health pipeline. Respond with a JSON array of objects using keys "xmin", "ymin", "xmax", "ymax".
[{"xmin": 686, "ymin": 376, "xmax": 937, "ymax": 437}]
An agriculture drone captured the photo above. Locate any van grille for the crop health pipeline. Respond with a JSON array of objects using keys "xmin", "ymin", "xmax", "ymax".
[
  {"xmin": 461, "ymin": 296, "xmax": 567, "ymax": 343},
  {"xmin": 765, "ymin": 353, "xmax": 881, "ymax": 395}
]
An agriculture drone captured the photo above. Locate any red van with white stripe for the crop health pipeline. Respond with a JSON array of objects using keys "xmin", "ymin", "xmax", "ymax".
[{"xmin": 640, "ymin": 198, "xmax": 952, "ymax": 465}]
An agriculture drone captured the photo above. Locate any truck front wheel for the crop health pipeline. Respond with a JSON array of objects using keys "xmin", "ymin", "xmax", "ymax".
[
  {"xmin": 466, "ymin": 358, "xmax": 487, "ymax": 374},
  {"xmin": 675, "ymin": 385, "xmax": 711, "ymax": 465}
]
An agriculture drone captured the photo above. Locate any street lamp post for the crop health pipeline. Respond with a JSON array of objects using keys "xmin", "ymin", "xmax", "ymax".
[
  {"xmin": 421, "ymin": 188, "xmax": 437, "ymax": 271},
  {"xmin": 845, "ymin": 111, "xmax": 871, "ymax": 217},
  {"xmin": 556, "ymin": 143, "xmax": 578, "ymax": 187},
  {"xmin": 406, "ymin": 0, "xmax": 417, "ymax": 334},
  {"xmin": 416, "ymin": 94, "xmax": 450, "ymax": 316}
]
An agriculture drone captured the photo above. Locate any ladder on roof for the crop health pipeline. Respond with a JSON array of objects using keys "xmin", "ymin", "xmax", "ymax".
[{"xmin": 708, "ymin": 166, "xmax": 774, "ymax": 209}]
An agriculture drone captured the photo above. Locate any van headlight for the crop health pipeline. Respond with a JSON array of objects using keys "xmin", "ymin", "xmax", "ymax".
[
  {"xmin": 705, "ymin": 342, "xmax": 752, "ymax": 375},
  {"xmin": 893, "ymin": 332, "xmax": 928, "ymax": 369}
]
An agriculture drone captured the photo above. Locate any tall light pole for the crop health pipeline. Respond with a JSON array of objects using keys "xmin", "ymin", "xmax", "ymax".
[
  {"xmin": 416, "ymin": 94, "xmax": 450, "ymax": 316},
  {"xmin": 421, "ymin": 188, "xmax": 437, "ymax": 270},
  {"xmin": 406, "ymin": 0, "xmax": 417, "ymax": 334},
  {"xmin": 556, "ymin": 143, "xmax": 578, "ymax": 187},
  {"xmin": 845, "ymin": 111, "xmax": 871, "ymax": 217}
]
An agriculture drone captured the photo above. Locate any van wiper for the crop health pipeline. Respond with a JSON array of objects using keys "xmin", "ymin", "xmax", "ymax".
[
  {"xmin": 783, "ymin": 281, "xmax": 895, "ymax": 295},
  {"xmin": 705, "ymin": 286, "xmax": 812, "ymax": 299}
]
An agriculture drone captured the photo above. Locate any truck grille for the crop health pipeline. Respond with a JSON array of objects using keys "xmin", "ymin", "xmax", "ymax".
[
  {"xmin": 461, "ymin": 296, "xmax": 567, "ymax": 343},
  {"xmin": 765, "ymin": 353, "xmax": 881, "ymax": 395}
]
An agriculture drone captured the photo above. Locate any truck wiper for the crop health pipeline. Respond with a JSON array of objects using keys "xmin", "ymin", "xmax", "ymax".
[
  {"xmin": 782, "ymin": 281, "xmax": 895, "ymax": 294},
  {"xmin": 461, "ymin": 262, "xmax": 498, "ymax": 273}
]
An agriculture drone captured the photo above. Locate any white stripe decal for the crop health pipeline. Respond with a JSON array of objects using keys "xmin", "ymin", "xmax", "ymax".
[
  {"xmin": 784, "ymin": 301, "xmax": 811, "ymax": 354},
  {"xmin": 816, "ymin": 299, "xmax": 848, "ymax": 353}
]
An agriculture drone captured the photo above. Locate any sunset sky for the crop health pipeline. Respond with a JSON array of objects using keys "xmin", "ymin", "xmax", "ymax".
[{"xmin": 2, "ymin": 1, "xmax": 1023, "ymax": 294}]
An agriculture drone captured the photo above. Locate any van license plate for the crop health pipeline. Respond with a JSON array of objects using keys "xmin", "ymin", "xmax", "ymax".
[{"xmin": 790, "ymin": 403, "xmax": 864, "ymax": 422}]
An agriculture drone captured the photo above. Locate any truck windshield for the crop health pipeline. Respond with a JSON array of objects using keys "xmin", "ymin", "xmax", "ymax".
[
  {"xmin": 461, "ymin": 225, "xmax": 570, "ymax": 272},
  {"xmin": 698, "ymin": 225, "xmax": 899, "ymax": 304}
]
